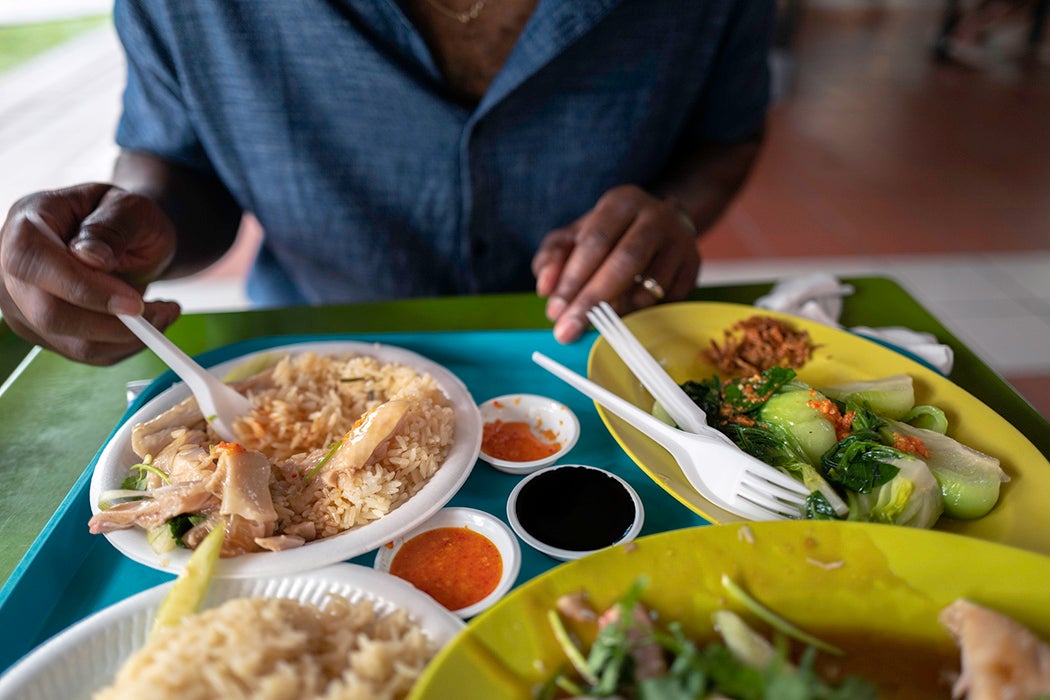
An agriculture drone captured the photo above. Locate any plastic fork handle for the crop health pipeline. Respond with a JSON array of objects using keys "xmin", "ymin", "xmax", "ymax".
[
  {"xmin": 531, "ymin": 352, "xmax": 718, "ymax": 450},
  {"xmin": 118, "ymin": 313, "xmax": 246, "ymax": 441},
  {"xmin": 532, "ymin": 352, "xmax": 743, "ymax": 514},
  {"xmin": 588, "ymin": 302, "xmax": 711, "ymax": 434}
]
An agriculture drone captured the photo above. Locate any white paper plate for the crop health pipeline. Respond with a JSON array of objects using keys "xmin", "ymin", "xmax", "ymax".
[
  {"xmin": 88, "ymin": 340, "xmax": 483, "ymax": 578},
  {"xmin": 0, "ymin": 564, "xmax": 464, "ymax": 700}
]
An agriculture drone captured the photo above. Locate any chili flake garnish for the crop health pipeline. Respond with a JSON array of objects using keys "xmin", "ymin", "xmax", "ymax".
[
  {"xmin": 807, "ymin": 391, "xmax": 856, "ymax": 441},
  {"xmin": 892, "ymin": 432, "xmax": 931, "ymax": 459}
]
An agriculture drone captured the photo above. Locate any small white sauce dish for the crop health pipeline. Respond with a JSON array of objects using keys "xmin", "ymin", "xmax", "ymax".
[
  {"xmin": 477, "ymin": 393, "xmax": 580, "ymax": 474},
  {"xmin": 506, "ymin": 464, "xmax": 644, "ymax": 562},
  {"xmin": 373, "ymin": 507, "xmax": 521, "ymax": 619}
]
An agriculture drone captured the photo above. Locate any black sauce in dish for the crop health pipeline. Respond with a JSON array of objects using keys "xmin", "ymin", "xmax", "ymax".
[{"xmin": 513, "ymin": 465, "xmax": 636, "ymax": 552}]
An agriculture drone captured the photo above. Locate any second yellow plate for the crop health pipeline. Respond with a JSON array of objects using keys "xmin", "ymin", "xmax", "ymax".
[{"xmin": 410, "ymin": 521, "xmax": 1050, "ymax": 699}]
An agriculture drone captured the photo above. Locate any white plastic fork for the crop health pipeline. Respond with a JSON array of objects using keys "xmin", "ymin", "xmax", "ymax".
[
  {"xmin": 118, "ymin": 314, "xmax": 252, "ymax": 443},
  {"xmin": 532, "ymin": 352, "xmax": 808, "ymax": 521},
  {"xmin": 587, "ymin": 301, "xmax": 730, "ymax": 441}
]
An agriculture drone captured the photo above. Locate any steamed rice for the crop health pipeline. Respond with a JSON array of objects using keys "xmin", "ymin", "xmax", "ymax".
[
  {"xmin": 93, "ymin": 595, "xmax": 433, "ymax": 700},
  {"xmin": 235, "ymin": 352, "xmax": 455, "ymax": 540}
]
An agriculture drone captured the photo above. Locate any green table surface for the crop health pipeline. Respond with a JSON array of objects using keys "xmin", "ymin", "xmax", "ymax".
[{"xmin": 1, "ymin": 278, "xmax": 1047, "ymax": 592}]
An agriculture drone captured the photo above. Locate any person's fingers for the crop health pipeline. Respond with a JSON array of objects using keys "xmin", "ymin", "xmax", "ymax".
[
  {"xmin": 0, "ymin": 184, "xmax": 181, "ymax": 365},
  {"xmin": 2, "ymin": 196, "xmax": 145, "ymax": 317},
  {"xmin": 532, "ymin": 224, "xmax": 576, "ymax": 300},
  {"xmin": 71, "ymin": 187, "xmax": 177, "ymax": 285},
  {"xmin": 625, "ymin": 244, "xmax": 700, "ymax": 311},
  {"xmin": 550, "ymin": 192, "xmax": 669, "ymax": 342},
  {"xmin": 546, "ymin": 187, "xmax": 650, "ymax": 326},
  {"xmin": 551, "ymin": 191, "xmax": 698, "ymax": 344}
]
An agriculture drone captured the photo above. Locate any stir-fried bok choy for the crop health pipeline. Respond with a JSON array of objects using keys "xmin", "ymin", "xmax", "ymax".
[{"xmin": 656, "ymin": 369, "xmax": 1007, "ymax": 526}]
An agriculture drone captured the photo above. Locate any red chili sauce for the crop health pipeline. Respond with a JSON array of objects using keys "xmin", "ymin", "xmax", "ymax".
[
  {"xmin": 482, "ymin": 419, "xmax": 561, "ymax": 462},
  {"xmin": 389, "ymin": 526, "xmax": 503, "ymax": 611}
]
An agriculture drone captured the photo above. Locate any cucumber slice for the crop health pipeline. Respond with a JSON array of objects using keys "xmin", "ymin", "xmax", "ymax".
[{"xmin": 152, "ymin": 522, "xmax": 225, "ymax": 634}]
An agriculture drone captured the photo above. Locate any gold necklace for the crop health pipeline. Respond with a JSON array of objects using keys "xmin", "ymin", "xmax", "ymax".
[{"xmin": 423, "ymin": 0, "xmax": 487, "ymax": 24}]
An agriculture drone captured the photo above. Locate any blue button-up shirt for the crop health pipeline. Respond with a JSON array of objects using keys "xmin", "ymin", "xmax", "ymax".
[{"xmin": 114, "ymin": 0, "xmax": 772, "ymax": 306}]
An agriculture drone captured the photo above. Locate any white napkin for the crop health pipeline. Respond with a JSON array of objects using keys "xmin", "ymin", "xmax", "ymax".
[{"xmin": 754, "ymin": 273, "xmax": 954, "ymax": 374}]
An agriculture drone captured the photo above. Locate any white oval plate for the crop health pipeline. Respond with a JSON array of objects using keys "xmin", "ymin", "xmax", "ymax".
[
  {"xmin": 88, "ymin": 340, "xmax": 483, "ymax": 578},
  {"xmin": 373, "ymin": 507, "xmax": 522, "ymax": 619},
  {"xmin": 0, "ymin": 563, "xmax": 464, "ymax": 700}
]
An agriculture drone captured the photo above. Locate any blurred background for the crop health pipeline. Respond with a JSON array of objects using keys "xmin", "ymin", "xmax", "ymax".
[{"xmin": 1, "ymin": 0, "xmax": 1048, "ymax": 417}]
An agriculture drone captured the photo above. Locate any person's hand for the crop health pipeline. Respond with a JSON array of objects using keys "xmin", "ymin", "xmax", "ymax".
[
  {"xmin": 0, "ymin": 183, "xmax": 181, "ymax": 365},
  {"xmin": 532, "ymin": 184, "xmax": 700, "ymax": 343}
]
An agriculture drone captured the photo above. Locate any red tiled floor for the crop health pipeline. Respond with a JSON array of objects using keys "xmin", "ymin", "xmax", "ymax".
[{"xmin": 707, "ymin": 3, "xmax": 1050, "ymax": 261}]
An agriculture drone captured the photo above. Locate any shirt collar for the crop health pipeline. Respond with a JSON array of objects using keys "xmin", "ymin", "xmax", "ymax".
[
  {"xmin": 476, "ymin": 0, "xmax": 624, "ymax": 115},
  {"xmin": 346, "ymin": 0, "xmax": 626, "ymax": 116}
]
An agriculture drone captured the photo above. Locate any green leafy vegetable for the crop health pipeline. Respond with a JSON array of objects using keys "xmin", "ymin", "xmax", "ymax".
[
  {"xmin": 120, "ymin": 463, "xmax": 154, "ymax": 491},
  {"xmin": 846, "ymin": 457, "xmax": 943, "ymax": 529},
  {"xmin": 902, "ymin": 405, "xmax": 948, "ymax": 433},
  {"xmin": 547, "ymin": 609, "xmax": 597, "ymax": 686},
  {"xmin": 721, "ymin": 367, "xmax": 797, "ymax": 415},
  {"xmin": 758, "ymin": 389, "xmax": 838, "ymax": 464},
  {"xmin": 805, "ymin": 492, "xmax": 839, "ymax": 520},
  {"xmin": 679, "ymin": 365, "xmax": 1003, "ymax": 529},
  {"xmin": 721, "ymin": 574, "xmax": 843, "ymax": 657},
  {"xmin": 543, "ymin": 579, "xmax": 880, "ymax": 699},
  {"xmin": 820, "ymin": 374, "xmax": 915, "ymax": 420},
  {"xmin": 883, "ymin": 420, "xmax": 1006, "ymax": 520},
  {"xmin": 819, "ymin": 436, "xmax": 903, "ymax": 494}
]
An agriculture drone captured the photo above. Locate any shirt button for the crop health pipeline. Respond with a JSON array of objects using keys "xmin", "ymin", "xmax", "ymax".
[{"xmin": 472, "ymin": 239, "xmax": 488, "ymax": 256}]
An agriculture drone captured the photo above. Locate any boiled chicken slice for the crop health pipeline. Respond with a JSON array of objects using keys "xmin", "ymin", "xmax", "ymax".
[
  {"xmin": 320, "ymin": 399, "xmax": 412, "ymax": 486},
  {"xmin": 149, "ymin": 429, "xmax": 211, "ymax": 484},
  {"xmin": 214, "ymin": 443, "xmax": 277, "ymax": 524},
  {"xmin": 283, "ymin": 520, "xmax": 317, "ymax": 541},
  {"xmin": 940, "ymin": 598, "xmax": 1050, "ymax": 700},
  {"xmin": 181, "ymin": 512, "xmax": 274, "ymax": 557},
  {"xmin": 254, "ymin": 534, "xmax": 306, "ymax": 552},
  {"xmin": 598, "ymin": 601, "xmax": 668, "ymax": 681},
  {"xmin": 131, "ymin": 396, "xmax": 205, "ymax": 459},
  {"xmin": 88, "ymin": 481, "xmax": 216, "ymax": 534}
]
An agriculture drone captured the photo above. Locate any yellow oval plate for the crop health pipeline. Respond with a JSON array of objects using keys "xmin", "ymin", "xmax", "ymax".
[
  {"xmin": 584, "ymin": 301, "xmax": 1050, "ymax": 555},
  {"xmin": 409, "ymin": 521, "xmax": 1050, "ymax": 699}
]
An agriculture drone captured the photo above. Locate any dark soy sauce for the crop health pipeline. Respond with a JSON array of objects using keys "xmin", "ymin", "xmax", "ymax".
[{"xmin": 514, "ymin": 466, "xmax": 636, "ymax": 551}]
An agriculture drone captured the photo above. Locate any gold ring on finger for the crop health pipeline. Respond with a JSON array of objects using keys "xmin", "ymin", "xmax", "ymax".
[{"xmin": 633, "ymin": 274, "xmax": 665, "ymax": 301}]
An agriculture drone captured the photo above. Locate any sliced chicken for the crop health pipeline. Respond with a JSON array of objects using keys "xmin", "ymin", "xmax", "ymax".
[
  {"xmin": 283, "ymin": 521, "xmax": 316, "ymax": 541},
  {"xmin": 254, "ymin": 534, "xmax": 306, "ymax": 552},
  {"xmin": 940, "ymin": 598, "xmax": 1050, "ymax": 700},
  {"xmin": 181, "ymin": 513, "xmax": 273, "ymax": 556},
  {"xmin": 149, "ymin": 428, "xmax": 211, "ymax": 484},
  {"xmin": 556, "ymin": 591, "xmax": 598, "ymax": 623},
  {"xmin": 214, "ymin": 443, "xmax": 277, "ymax": 524},
  {"xmin": 320, "ymin": 399, "xmax": 412, "ymax": 486},
  {"xmin": 230, "ymin": 365, "xmax": 277, "ymax": 395},
  {"xmin": 131, "ymin": 396, "xmax": 206, "ymax": 459},
  {"xmin": 88, "ymin": 481, "xmax": 216, "ymax": 534},
  {"xmin": 598, "ymin": 602, "xmax": 668, "ymax": 681}
]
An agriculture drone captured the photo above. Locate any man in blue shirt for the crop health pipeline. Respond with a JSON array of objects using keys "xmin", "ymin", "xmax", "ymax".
[{"xmin": 0, "ymin": 0, "xmax": 772, "ymax": 364}]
